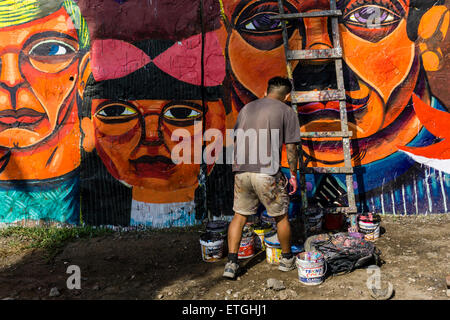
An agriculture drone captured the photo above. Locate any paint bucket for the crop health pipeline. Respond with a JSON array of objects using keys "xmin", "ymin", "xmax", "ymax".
[
  {"xmin": 238, "ymin": 225, "xmax": 255, "ymax": 259},
  {"xmin": 358, "ymin": 221, "xmax": 380, "ymax": 241},
  {"xmin": 264, "ymin": 232, "xmax": 282, "ymax": 264},
  {"xmin": 305, "ymin": 212, "xmax": 323, "ymax": 235},
  {"xmin": 252, "ymin": 222, "xmax": 273, "ymax": 251},
  {"xmin": 199, "ymin": 232, "xmax": 224, "ymax": 262},
  {"xmin": 358, "ymin": 213, "xmax": 381, "ymax": 241},
  {"xmin": 261, "ymin": 210, "xmax": 277, "ymax": 230},
  {"xmin": 206, "ymin": 220, "xmax": 228, "ymax": 238},
  {"xmin": 296, "ymin": 251, "xmax": 326, "ymax": 286}
]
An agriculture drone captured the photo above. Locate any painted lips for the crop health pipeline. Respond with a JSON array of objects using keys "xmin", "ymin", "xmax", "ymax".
[
  {"xmin": 129, "ymin": 155, "xmax": 177, "ymax": 178},
  {"xmin": 0, "ymin": 108, "xmax": 46, "ymax": 127}
]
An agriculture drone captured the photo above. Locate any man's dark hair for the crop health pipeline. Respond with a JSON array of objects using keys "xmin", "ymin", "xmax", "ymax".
[{"xmin": 267, "ymin": 76, "xmax": 292, "ymax": 98}]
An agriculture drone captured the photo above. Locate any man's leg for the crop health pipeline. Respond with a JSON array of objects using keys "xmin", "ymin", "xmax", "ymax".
[
  {"xmin": 274, "ymin": 213, "xmax": 291, "ymax": 255},
  {"xmin": 223, "ymin": 212, "xmax": 248, "ymax": 279},
  {"xmin": 227, "ymin": 212, "xmax": 248, "ymax": 256}
]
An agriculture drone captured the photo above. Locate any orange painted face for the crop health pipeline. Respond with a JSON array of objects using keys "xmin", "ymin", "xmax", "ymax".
[
  {"xmin": 218, "ymin": 0, "xmax": 423, "ymax": 166},
  {"xmin": 92, "ymin": 99, "xmax": 225, "ymax": 194},
  {"xmin": 0, "ymin": 8, "xmax": 82, "ymax": 150}
]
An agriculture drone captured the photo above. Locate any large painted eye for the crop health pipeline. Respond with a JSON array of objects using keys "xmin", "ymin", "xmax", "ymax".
[
  {"xmin": 344, "ymin": 6, "xmax": 400, "ymax": 27},
  {"xmin": 29, "ymin": 40, "xmax": 76, "ymax": 57},
  {"xmin": 342, "ymin": 3, "xmax": 404, "ymax": 42},
  {"xmin": 95, "ymin": 103, "xmax": 139, "ymax": 123},
  {"xmin": 234, "ymin": 1, "xmax": 298, "ymax": 50},
  {"xmin": 164, "ymin": 107, "xmax": 201, "ymax": 120},
  {"xmin": 240, "ymin": 13, "xmax": 286, "ymax": 32}
]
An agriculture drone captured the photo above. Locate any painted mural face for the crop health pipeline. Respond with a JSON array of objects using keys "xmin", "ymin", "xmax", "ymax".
[
  {"xmin": 0, "ymin": 4, "xmax": 90, "ymax": 180},
  {"xmin": 85, "ymin": 35, "xmax": 227, "ymax": 203},
  {"xmin": 218, "ymin": 0, "xmax": 429, "ymax": 166},
  {"xmin": 91, "ymin": 98, "xmax": 225, "ymax": 202}
]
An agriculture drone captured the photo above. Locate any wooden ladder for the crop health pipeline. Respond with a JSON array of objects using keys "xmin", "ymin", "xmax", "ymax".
[{"xmin": 271, "ymin": 0, "xmax": 357, "ymax": 219}]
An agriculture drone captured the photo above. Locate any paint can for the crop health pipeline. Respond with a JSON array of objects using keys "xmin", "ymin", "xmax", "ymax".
[
  {"xmin": 296, "ymin": 251, "xmax": 326, "ymax": 286},
  {"xmin": 252, "ymin": 222, "xmax": 273, "ymax": 251},
  {"xmin": 261, "ymin": 210, "xmax": 277, "ymax": 230},
  {"xmin": 358, "ymin": 221, "xmax": 380, "ymax": 241},
  {"xmin": 305, "ymin": 212, "xmax": 323, "ymax": 235},
  {"xmin": 358, "ymin": 213, "xmax": 381, "ymax": 241},
  {"xmin": 199, "ymin": 232, "xmax": 224, "ymax": 262},
  {"xmin": 238, "ymin": 225, "xmax": 255, "ymax": 259},
  {"xmin": 206, "ymin": 220, "xmax": 228, "ymax": 238},
  {"xmin": 264, "ymin": 232, "xmax": 282, "ymax": 264}
]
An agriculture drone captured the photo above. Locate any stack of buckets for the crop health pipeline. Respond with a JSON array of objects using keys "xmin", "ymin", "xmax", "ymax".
[
  {"xmin": 358, "ymin": 213, "xmax": 381, "ymax": 242},
  {"xmin": 199, "ymin": 220, "xmax": 228, "ymax": 262}
]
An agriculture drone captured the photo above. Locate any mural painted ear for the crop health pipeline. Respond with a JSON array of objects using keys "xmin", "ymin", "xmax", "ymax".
[
  {"xmin": 77, "ymin": 52, "xmax": 91, "ymax": 98},
  {"xmin": 81, "ymin": 117, "xmax": 95, "ymax": 153},
  {"xmin": 417, "ymin": 6, "xmax": 449, "ymax": 72}
]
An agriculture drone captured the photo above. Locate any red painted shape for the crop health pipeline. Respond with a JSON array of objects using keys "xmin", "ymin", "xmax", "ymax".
[
  {"xmin": 153, "ymin": 32, "xmax": 225, "ymax": 86},
  {"xmin": 398, "ymin": 94, "xmax": 450, "ymax": 160},
  {"xmin": 91, "ymin": 39, "xmax": 151, "ymax": 81}
]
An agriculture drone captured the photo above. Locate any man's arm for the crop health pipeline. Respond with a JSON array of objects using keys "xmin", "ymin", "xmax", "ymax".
[{"xmin": 286, "ymin": 143, "xmax": 298, "ymax": 195}]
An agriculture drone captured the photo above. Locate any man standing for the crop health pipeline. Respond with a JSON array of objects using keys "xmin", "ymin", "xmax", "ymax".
[{"xmin": 223, "ymin": 76, "xmax": 300, "ymax": 279}]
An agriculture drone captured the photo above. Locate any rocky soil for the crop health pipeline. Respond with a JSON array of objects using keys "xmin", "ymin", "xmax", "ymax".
[{"xmin": 0, "ymin": 214, "xmax": 449, "ymax": 300}]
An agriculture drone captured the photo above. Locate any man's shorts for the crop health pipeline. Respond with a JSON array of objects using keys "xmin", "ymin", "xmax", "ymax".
[{"xmin": 233, "ymin": 171, "xmax": 289, "ymax": 217}]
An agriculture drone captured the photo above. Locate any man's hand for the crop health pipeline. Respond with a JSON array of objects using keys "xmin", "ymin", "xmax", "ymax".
[
  {"xmin": 288, "ymin": 171, "xmax": 297, "ymax": 195},
  {"xmin": 285, "ymin": 143, "xmax": 299, "ymax": 195}
]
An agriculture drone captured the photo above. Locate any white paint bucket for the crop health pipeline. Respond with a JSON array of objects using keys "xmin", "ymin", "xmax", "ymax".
[
  {"xmin": 296, "ymin": 251, "xmax": 326, "ymax": 286},
  {"xmin": 358, "ymin": 220, "xmax": 380, "ymax": 242},
  {"xmin": 264, "ymin": 233, "xmax": 282, "ymax": 264},
  {"xmin": 200, "ymin": 232, "xmax": 224, "ymax": 262}
]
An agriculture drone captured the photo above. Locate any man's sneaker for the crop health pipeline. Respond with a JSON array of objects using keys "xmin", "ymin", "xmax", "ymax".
[
  {"xmin": 223, "ymin": 261, "xmax": 239, "ymax": 279},
  {"xmin": 278, "ymin": 256, "xmax": 296, "ymax": 272}
]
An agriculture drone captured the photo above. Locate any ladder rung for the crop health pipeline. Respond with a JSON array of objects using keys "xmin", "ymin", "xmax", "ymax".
[
  {"xmin": 305, "ymin": 206, "xmax": 357, "ymax": 214},
  {"xmin": 287, "ymin": 48, "xmax": 342, "ymax": 60},
  {"xmin": 271, "ymin": 10, "xmax": 342, "ymax": 20},
  {"xmin": 291, "ymin": 90, "xmax": 345, "ymax": 103},
  {"xmin": 301, "ymin": 167, "xmax": 354, "ymax": 174},
  {"xmin": 300, "ymin": 131, "xmax": 353, "ymax": 138}
]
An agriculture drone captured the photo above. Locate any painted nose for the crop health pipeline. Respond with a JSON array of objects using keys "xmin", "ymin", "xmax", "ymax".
[
  {"xmin": 292, "ymin": 14, "xmax": 337, "ymax": 90},
  {"xmin": 0, "ymin": 53, "xmax": 25, "ymax": 88},
  {"xmin": 303, "ymin": 15, "xmax": 333, "ymax": 51},
  {"xmin": 143, "ymin": 114, "xmax": 163, "ymax": 145}
]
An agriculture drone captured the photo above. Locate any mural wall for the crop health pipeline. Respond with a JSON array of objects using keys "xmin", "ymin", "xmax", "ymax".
[{"xmin": 0, "ymin": 0, "xmax": 448, "ymax": 228}]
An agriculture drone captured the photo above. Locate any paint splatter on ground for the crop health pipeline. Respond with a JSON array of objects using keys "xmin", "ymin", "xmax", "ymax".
[{"xmin": 0, "ymin": 215, "xmax": 449, "ymax": 300}]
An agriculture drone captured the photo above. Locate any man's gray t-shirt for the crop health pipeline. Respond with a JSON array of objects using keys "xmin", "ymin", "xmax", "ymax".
[{"xmin": 232, "ymin": 97, "xmax": 301, "ymax": 175}]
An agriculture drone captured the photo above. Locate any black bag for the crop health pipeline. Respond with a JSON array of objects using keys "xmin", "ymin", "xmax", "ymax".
[{"xmin": 304, "ymin": 232, "xmax": 382, "ymax": 275}]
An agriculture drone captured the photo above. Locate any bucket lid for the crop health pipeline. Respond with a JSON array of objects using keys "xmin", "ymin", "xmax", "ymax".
[
  {"xmin": 206, "ymin": 220, "xmax": 228, "ymax": 231},
  {"xmin": 297, "ymin": 251, "xmax": 324, "ymax": 261},
  {"xmin": 252, "ymin": 222, "xmax": 273, "ymax": 231},
  {"xmin": 264, "ymin": 232, "xmax": 280, "ymax": 246},
  {"xmin": 291, "ymin": 244, "xmax": 304, "ymax": 254},
  {"xmin": 359, "ymin": 212, "xmax": 381, "ymax": 223},
  {"xmin": 242, "ymin": 225, "xmax": 253, "ymax": 238},
  {"xmin": 200, "ymin": 231, "xmax": 224, "ymax": 242}
]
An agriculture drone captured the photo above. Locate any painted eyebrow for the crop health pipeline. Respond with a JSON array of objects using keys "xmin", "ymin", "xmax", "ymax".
[
  {"xmin": 338, "ymin": 0, "xmax": 407, "ymax": 12},
  {"xmin": 22, "ymin": 31, "xmax": 78, "ymax": 50}
]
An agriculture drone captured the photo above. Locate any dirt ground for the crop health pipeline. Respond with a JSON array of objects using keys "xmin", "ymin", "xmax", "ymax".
[{"xmin": 0, "ymin": 214, "xmax": 449, "ymax": 300}]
